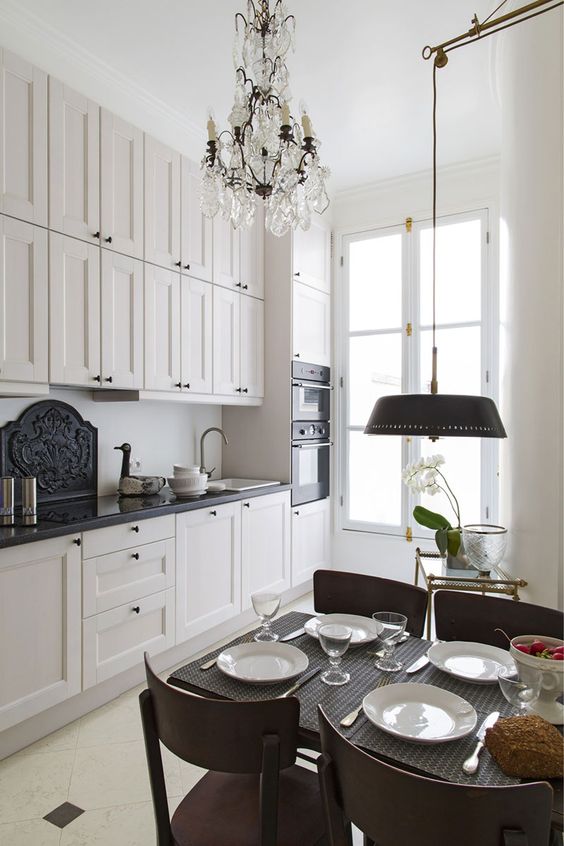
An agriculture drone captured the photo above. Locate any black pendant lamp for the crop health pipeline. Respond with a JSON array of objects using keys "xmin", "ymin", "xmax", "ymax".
[{"xmin": 365, "ymin": 56, "xmax": 506, "ymax": 442}]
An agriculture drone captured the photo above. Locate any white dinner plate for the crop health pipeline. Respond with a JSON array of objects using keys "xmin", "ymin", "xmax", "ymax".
[
  {"xmin": 427, "ymin": 641, "xmax": 516, "ymax": 684},
  {"xmin": 362, "ymin": 682, "xmax": 477, "ymax": 743},
  {"xmin": 216, "ymin": 642, "xmax": 309, "ymax": 684},
  {"xmin": 304, "ymin": 613, "xmax": 382, "ymax": 646}
]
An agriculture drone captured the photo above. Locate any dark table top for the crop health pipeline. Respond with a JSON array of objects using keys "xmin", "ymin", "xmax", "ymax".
[{"xmin": 169, "ymin": 610, "xmax": 563, "ymax": 829}]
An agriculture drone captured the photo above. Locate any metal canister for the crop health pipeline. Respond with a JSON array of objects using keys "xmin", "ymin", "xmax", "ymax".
[
  {"xmin": 0, "ymin": 477, "xmax": 14, "ymax": 526},
  {"xmin": 21, "ymin": 477, "xmax": 37, "ymax": 526}
]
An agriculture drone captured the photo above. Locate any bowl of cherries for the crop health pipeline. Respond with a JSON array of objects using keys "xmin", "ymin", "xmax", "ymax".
[{"xmin": 510, "ymin": 635, "xmax": 564, "ymax": 724}]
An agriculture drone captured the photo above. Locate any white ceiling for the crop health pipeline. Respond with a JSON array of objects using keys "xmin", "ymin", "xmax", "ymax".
[{"xmin": 8, "ymin": 0, "xmax": 501, "ymax": 191}]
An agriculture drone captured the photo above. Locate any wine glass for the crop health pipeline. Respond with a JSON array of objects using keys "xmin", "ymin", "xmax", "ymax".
[
  {"xmin": 318, "ymin": 624, "xmax": 352, "ymax": 686},
  {"xmin": 372, "ymin": 612, "xmax": 408, "ymax": 672},
  {"xmin": 497, "ymin": 666, "xmax": 542, "ymax": 712},
  {"xmin": 251, "ymin": 592, "xmax": 281, "ymax": 642}
]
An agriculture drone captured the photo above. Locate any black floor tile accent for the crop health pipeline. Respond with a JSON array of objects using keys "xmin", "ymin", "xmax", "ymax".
[{"xmin": 43, "ymin": 802, "xmax": 85, "ymax": 829}]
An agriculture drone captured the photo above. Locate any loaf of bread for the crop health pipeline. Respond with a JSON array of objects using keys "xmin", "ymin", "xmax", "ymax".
[{"xmin": 485, "ymin": 714, "xmax": 564, "ymax": 778}]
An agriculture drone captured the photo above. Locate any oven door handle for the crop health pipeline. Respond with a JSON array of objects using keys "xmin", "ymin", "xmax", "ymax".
[
  {"xmin": 292, "ymin": 441, "xmax": 333, "ymax": 449},
  {"xmin": 292, "ymin": 382, "xmax": 333, "ymax": 390}
]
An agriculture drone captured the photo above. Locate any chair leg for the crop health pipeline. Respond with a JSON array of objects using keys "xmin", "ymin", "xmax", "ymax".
[{"xmin": 139, "ymin": 690, "xmax": 173, "ymax": 846}]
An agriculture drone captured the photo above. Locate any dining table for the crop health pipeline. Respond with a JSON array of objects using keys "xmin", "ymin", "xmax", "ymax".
[{"xmin": 168, "ymin": 609, "xmax": 563, "ymax": 835}]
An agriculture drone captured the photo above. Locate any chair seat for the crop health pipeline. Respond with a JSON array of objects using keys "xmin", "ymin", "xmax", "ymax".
[{"xmin": 171, "ymin": 763, "xmax": 326, "ymax": 846}]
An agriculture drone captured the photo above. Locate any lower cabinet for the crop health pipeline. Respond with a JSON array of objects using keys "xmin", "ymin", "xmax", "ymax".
[
  {"xmin": 241, "ymin": 491, "xmax": 291, "ymax": 610},
  {"xmin": 291, "ymin": 498, "xmax": 331, "ymax": 587},
  {"xmin": 0, "ymin": 536, "xmax": 81, "ymax": 731}
]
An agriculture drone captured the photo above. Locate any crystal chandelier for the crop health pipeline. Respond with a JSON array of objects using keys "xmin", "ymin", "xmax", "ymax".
[{"xmin": 200, "ymin": 0, "xmax": 330, "ymax": 237}]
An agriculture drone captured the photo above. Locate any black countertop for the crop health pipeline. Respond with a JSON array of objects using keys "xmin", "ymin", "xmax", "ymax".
[{"xmin": 0, "ymin": 484, "xmax": 292, "ymax": 550}]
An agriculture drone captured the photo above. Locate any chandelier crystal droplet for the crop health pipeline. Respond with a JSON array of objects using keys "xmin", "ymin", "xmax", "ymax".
[{"xmin": 200, "ymin": 0, "xmax": 330, "ymax": 237}]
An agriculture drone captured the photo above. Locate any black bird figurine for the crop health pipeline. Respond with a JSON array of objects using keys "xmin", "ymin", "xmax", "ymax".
[{"xmin": 114, "ymin": 443, "xmax": 166, "ymax": 497}]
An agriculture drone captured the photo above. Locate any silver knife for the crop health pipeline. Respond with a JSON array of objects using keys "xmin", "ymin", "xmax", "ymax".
[
  {"xmin": 279, "ymin": 667, "xmax": 320, "ymax": 698},
  {"xmin": 462, "ymin": 711, "xmax": 500, "ymax": 774},
  {"xmin": 281, "ymin": 627, "xmax": 306, "ymax": 641},
  {"xmin": 405, "ymin": 654, "xmax": 429, "ymax": 674}
]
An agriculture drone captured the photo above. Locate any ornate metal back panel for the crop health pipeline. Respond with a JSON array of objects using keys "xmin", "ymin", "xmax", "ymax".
[{"xmin": 0, "ymin": 400, "xmax": 97, "ymax": 503}]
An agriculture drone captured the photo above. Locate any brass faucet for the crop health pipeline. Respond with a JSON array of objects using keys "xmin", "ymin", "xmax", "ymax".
[{"xmin": 199, "ymin": 427, "xmax": 229, "ymax": 478}]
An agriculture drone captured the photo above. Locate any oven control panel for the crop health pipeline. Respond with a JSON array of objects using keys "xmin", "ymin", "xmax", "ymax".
[
  {"xmin": 292, "ymin": 422, "xmax": 330, "ymax": 441},
  {"xmin": 292, "ymin": 361, "xmax": 331, "ymax": 384}
]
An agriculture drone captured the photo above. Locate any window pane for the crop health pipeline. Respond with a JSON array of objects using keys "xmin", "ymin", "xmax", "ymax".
[
  {"xmin": 420, "ymin": 326, "xmax": 481, "ymax": 395},
  {"xmin": 349, "ymin": 333, "xmax": 402, "ymax": 426},
  {"xmin": 348, "ymin": 431, "xmax": 402, "ymax": 526},
  {"xmin": 420, "ymin": 219, "xmax": 482, "ymax": 325},
  {"xmin": 349, "ymin": 233, "xmax": 402, "ymax": 331},
  {"xmin": 413, "ymin": 439, "xmax": 481, "ymax": 530}
]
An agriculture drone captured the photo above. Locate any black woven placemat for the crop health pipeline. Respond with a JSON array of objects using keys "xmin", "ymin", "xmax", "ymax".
[{"xmin": 169, "ymin": 611, "xmax": 519, "ymax": 786}]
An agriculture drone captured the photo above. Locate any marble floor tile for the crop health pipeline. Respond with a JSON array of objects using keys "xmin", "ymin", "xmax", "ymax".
[
  {"xmin": 17, "ymin": 722, "xmax": 80, "ymax": 757},
  {"xmin": 77, "ymin": 690, "xmax": 143, "ymax": 748},
  {"xmin": 179, "ymin": 760, "xmax": 207, "ymax": 794},
  {"xmin": 59, "ymin": 801, "xmax": 155, "ymax": 846},
  {"xmin": 0, "ymin": 749, "xmax": 75, "ymax": 824},
  {"xmin": 0, "ymin": 817, "xmax": 62, "ymax": 845}
]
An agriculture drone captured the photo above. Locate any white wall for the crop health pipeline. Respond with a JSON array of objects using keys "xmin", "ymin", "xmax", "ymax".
[
  {"xmin": 0, "ymin": 391, "xmax": 222, "ymax": 496},
  {"xmin": 498, "ymin": 9, "xmax": 564, "ymax": 609}
]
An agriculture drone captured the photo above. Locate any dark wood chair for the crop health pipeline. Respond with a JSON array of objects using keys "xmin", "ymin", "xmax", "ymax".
[
  {"xmin": 313, "ymin": 569, "xmax": 427, "ymax": 636},
  {"xmin": 434, "ymin": 591, "xmax": 564, "ymax": 649},
  {"xmin": 139, "ymin": 653, "xmax": 326, "ymax": 846},
  {"xmin": 316, "ymin": 706, "xmax": 553, "ymax": 846}
]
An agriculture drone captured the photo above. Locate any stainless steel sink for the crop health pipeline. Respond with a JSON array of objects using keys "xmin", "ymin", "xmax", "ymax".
[{"xmin": 214, "ymin": 479, "xmax": 281, "ymax": 491}]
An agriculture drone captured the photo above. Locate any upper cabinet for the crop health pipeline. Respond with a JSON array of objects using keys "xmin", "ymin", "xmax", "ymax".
[
  {"xmin": 214, "ymin": 213, "xmax": 265, "ymax": 299},
  {"xmin": 240, "ymin": 204, "xmax": 265, "ymax": 299},
  {"xmin": 49, "ymin": 79, "xmax": 100, "ymax": 243},
  {"xmin": 144, "ymin": 135, "xmax": 180, "ymax": 270},
  {"xmin": 181, "ymin": 277, "xmax": 213, "ymax": 395},
  {"xmin": 101, "ymin": 250, "xmax": 144, "ymax": 389},
  {"xmin": 293, "ymin": 280, "xmax": 331, "ymax": 366},
  {"xmin": 0, "ymin": 49, "xmax": 47, "ymax": 226},
  {"xmin": 293, "ymin": 218, "xmax": 331, "ymax": 294},
  {"xmin": 181, "ymin": 156, "xmax": 213, "ymax": 282},
  {"xmin": 100, "ymin": 110, "xmax": 144, "ymax": 259},
  {"xmin": 144, "ymin": 265, "xmax": 181, "ymax": 391},
  {"xmin": 213, "ymin": 215, "xmax": 241, "ymax": 290}
]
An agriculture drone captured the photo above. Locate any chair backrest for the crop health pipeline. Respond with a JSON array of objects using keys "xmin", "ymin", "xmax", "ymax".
[
  {"xmin": 313, "ymin": 569, "xmax": 427, "ymax": 636},
  {"xmin": 317, "ymin": 707, "xmax": 553, "ymax": 846},
  {"xmin": 142, "ymin": 653, "xmax": 299, "ymax": 773},
  {"xmin": 434, "ymin": 591, "xmax": 564, "ymax": 649}
]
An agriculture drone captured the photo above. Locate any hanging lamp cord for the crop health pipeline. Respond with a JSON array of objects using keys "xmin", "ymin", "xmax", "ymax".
[{"xmin": 431, "ymin": 59, "xmax": 438, "ymax": 395}]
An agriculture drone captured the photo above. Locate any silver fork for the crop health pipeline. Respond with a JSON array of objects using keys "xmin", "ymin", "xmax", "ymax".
[
  {"xmin": 199, "ymin": 632, "xmax": 255, "ymax": 670},
  {"xmin": 340, "ymin": 675, "xmax": 393, "ymax": 727}
]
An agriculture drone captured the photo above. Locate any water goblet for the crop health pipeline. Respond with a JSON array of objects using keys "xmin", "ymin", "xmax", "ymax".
[
  {"xmin": 318, "ymin": 624, "xmax": 352, "ymax": 686},
  {"xmin": 372, "ymin": 612, "xmax": 408, "ymax": 672},
  {"xmin": 497, "ymin": 666, "xmax": 542, "ymax": 712},
  {"xmin": 251, "ymin": 592, "xmax": 281, "ymax": 642}
]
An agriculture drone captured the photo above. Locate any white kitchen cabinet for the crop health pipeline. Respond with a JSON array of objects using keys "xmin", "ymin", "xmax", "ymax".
[
  {"xmin": 181, "ymin": 276, "xmax": 213, "ymax": 394},
  {"xmin": 144, "ymin": 264, "xmax": 181, "ymax": 391},
  {"xmin": 0, "ymin": 215, "xmax": 48, "ymax": 384},
  {"xmin": 240, "ymin": 294, "xmax": 264, "ymax": 398},
  {"xmin": 100, "ymin": 110, "xmax": 144, "ymax": 259},
  {"xmin": 49, "ymin": 79, "xmax": 100, "ymax": 243},
  {"xmin": 101, "ymin": 250, "xmax": 144, "ymax": 389},
  {"xmin": 291, "ymin": 497, "xmax": 331, "ymax": 588},
  {"xmin": 293, "ymin": 218, "xmax": 331, "ymax": 294},
  {"xmin": 0, "ymin": 536, "xmax": 81, "ymax": 731},
  {"xmin": 0, "ymin": 49, "xmax": 47, "ymax": 226},
  {"xmin": 213, "ymin": 215, "xmax": 240, "ymax": 290},
  {"xmin": 240, "ymin": 205, "xmax": 264, "ymax": 299},
  {"xmin": 241, "ymin": 491, "xmax": 291, "ymax": 610},
  {"xmin": 293, "ymin": 280, "xmax": 331, "ymax": 366},
  {"xmin": 176, "ymin": 503, "xmax": 242, "ymax": 643},
  {"xmin": 213, "ymin": 285, "xmax": 241, "ymax": 396},
  {"xmin": 144, "ymin": 135, "xmax": 181, "ymax": 270},
  {"xmin": 83, "ymin": 587, "xmax": 175, "ymax": 688},
  {"xmin": 82, "ymin": 514, "xmax": 175, "ymax": 559},
  {"xmin": 181, "ymin": 156, "xmax": 213, "ymax": 282},
  {"xmin": 49, "ymin": 233, "xmax": 101, "ymax": 387}
]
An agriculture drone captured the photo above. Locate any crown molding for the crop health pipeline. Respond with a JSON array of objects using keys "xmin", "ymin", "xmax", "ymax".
[{"xmin": 0, "ymin": 0, "xmax": 206, "ymax": 152}]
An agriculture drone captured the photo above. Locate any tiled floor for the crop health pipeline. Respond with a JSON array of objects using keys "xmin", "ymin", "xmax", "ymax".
[{"xmin": 1, "ymin": 594, "xmax": 364, "ymax": 845}]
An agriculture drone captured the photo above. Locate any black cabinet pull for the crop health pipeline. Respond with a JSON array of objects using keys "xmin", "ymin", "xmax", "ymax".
[
  {"xmin": 242, "ymin": 388, "xmax": 248, "ymax": 393},
  {"xmin": 184, "ymin": 263, "xmax": 190, "ymax": 270},
  {"xmin": 242, "ymin": 284, "xmax": 248, "ymax": 290},
  {"xmin": 235, "ymin": 387, "xmax": 242, "ymax": 393},
  {"xmin": 175, "ymin": 260, "xmax": 181, "ymax": 267},
  {"xmin": 294, "ymin": 510, "xmax": 300, "ymax": 516},
  {"xmin": 104, "ymin": 235, "xmax": 113, "ymax": 243},
  {"xmin": 93, "ymin": 231, "xmax": 100, "ymax": 239},
  {"xmin": 73, "ymin": 537, "xmax": 81, "ymax": 546},
  {"xmin": 294, "ymin": 271, "xmax": 301, "ymax": 277},
  {"xmin": 175, "ymin": 382, "xmax": 182, "ymax": 388},
  {"xmin": 104, "ymin": 376, "xmax": 113, "ymax": 383},
  {"xmin": 132, "ymin": 525, "xmax": 140, "ymax": 533},
  {"xmin": 243, "ymin": 502, "xmax": 250, "ymax": 508},
  {"xmin": 132, "ymin": 552, "xmax": 140, "ymax": 560},
  {"xmin": 210, "ymin": 510, "xmax": 217, "ymax": 516},
  {"xmin": 132, "ymin": 606, "xmax": 140, "ymax": 614},
  {"xmin": 183, "ymin": 383, "xmax": 190, "ymax": 389},
  {"xmin": 93, "ymin": 374, "xmax": 101, "ymax": 383},
  {"xmin": 295, "ymin": 353, "xmax": 300, "ymax": 358},
  {"xmin": 235, "ymin": 282, "xmax": 242, "ymax": 288}
]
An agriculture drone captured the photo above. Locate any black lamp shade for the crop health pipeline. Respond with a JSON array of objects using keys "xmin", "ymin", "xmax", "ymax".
[{"xmin": 364, "ymin": 393, "xmax": 507, "ymax": 439}]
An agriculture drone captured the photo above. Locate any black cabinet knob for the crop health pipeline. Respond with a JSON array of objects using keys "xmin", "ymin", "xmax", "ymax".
[
  {"xmin": 132, "ymin": 525, "xmax": 140, "ymax": 533},
  {"xmin": 183, "ymin": 383, "xmax": 190, "ymax": 389},
  {"xmin": 132, "ymin": 606, "xmax": 140, "ymax": 614},
  {"xmin": 294, "ymin": 510, "xmax": 300, "ymax": 516},
  {"xmin": 294, "ymin": 271, "xmax": 301, "ymax": 277},
  {"xmin": 242, "ymin": 388, "xmax": 248, "ymax": 393},
  {"xmin": 243, "ymin": 502, "xmax": 250, "ymax": 508},
  {"xmin": 93, "ymin": 374, "xmax": 101, "ymax": 383},
  {"xmin": 175, "ymin": 261, "xmax": 181, "ymax": 267},
  {"xmin": 210, "ymin": 510, "xmax": 217, "ymax": 516},
  {"xmin": 104, "ymin": 235, "xmax": 113, "ymax": 243},
  {"xmin": 184, "ymin": 263, "xmax": 190, "ymax": 270},
  {"xmin": 175, "ymin": 382, "xmax": 182, "ymax": 388},
  {"xmin": 235, "ymin": 387, "xmax": 242, "ymax": 393},
  {"xmin": 104, "ymin": 376, "xmax": 113, "ymax": 383},
  {"xmin": 295, "ymin": 353, "xmax": 300, "ymax": 358},
  {"xmin": 132, "ymin": 552, "xmax": 140, "ymax": 560},
  {"xmin": 235, "ymin": 282, "xmax": 242, "ymax": 288},
  {"xmin": 73, "ymin": 537, "xmax": 81, "ymax": 546},
  {"xmin": 93, "ymin": 231, "xmax": 100, "ymax": 239},
  {"xmin": 242, "ymin": 284, "xmax": 248, "ymax": 290}
]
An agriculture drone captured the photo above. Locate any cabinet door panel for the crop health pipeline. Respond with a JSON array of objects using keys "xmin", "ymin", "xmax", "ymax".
[
  {"xmin": 181, "ymin": 277, "xmax": 212, "ymax": 394},
  {"xmin": 0, "ymin": 537, "xmax": 81, "ymax": 730},
  {"xmin": 176, "ymin": 504, "xmax": 241, "ymax": 643},
  {"xmin": 241, "ymin": 491, "xmax": 291, "ymax": 610},
  {"xmin": 240, "ymin": 205, "xmax": 264, "ymax": 299},
  {"xmin": 100, "ymin": 110, "xmax": 143, "ymax": 258},
  {"xmin": 181, "ymin": 156, "xmax": 212, "ymax": 282},
  {"xmin": 0, "ymin": 215, "xmax": 48, "ymax": 383},
  {"xmin": 144, "ymin": 265, "xmax": 180, "ymax": 391},
  {"xmin": 213, "ymin": 216, "xmax": 240, "ymax": 289},
  {"xmin": 49, "ymin": 79, "xmax": 99, "ymax": 242},
  {"xmin": 145, "ymin": 135, "xmax": 180, "ymax": 269},
  {"xmin": 101, "ymin": 250, "xmax": 143, "ymax": 388},
  {"xmin": 291, "ymin": 498, "xmax": 330, "ymax": 588},
  {"xmin": 293, "ymin": 219, "xmax": 331, "ymax": 293},
  {"xmin": 0, "ymin": 50, "xmax": 47, "ymax": 226},
  {"xmin": 49, "ymin": 233, "xmax": 101, "ymax": 386},
  {"xmin": 240, "ymin": 295, "xmax": 264, "ymax": 398},
  {"xmin": 293, "ymin": 281, "xmax": 331, "ymax": 366},
  {"xmin": 213, "ymin": 286, "xmax": 240, "ymax": 396}
]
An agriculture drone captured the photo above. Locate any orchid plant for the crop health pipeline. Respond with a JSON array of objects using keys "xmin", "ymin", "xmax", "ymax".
[{"xmin": 402, "ymin": 455, "xmax": 462, "ymax": 557}]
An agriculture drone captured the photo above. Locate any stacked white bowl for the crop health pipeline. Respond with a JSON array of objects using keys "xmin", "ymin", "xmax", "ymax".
[{"xmin": 167, "ymin": 465, "xmax": 208, "ymax": 498}]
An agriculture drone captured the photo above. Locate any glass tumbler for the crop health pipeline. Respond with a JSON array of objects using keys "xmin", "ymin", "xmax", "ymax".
[
  {"xmin": 497, "ymin": 666, "xmax": 542, "ymax": 713},
  {"xmin": 318, "ymin": 624, "xmax": 352, "ymax": 686}
]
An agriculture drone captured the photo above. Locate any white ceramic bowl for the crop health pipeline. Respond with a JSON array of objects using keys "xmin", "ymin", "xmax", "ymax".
[
  {"xmin": 167, "ymin": 475, "xmax": 207, "ymax": 495},
  {"xmin": 510, "ymin": 635, "xmax": 564, "ymax": 724},
  {"xmin": 173, "ymin": 464, "xmax": 202, "ymax": 477}
]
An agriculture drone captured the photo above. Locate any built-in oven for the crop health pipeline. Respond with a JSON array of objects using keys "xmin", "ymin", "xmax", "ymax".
[
  {"xmin": 292, "ymin": 361, "xmax": 331, "ymax": 422},
  {"xmin": 291, "ymin": 423, "xmax": 331, "ymax": 506}
]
